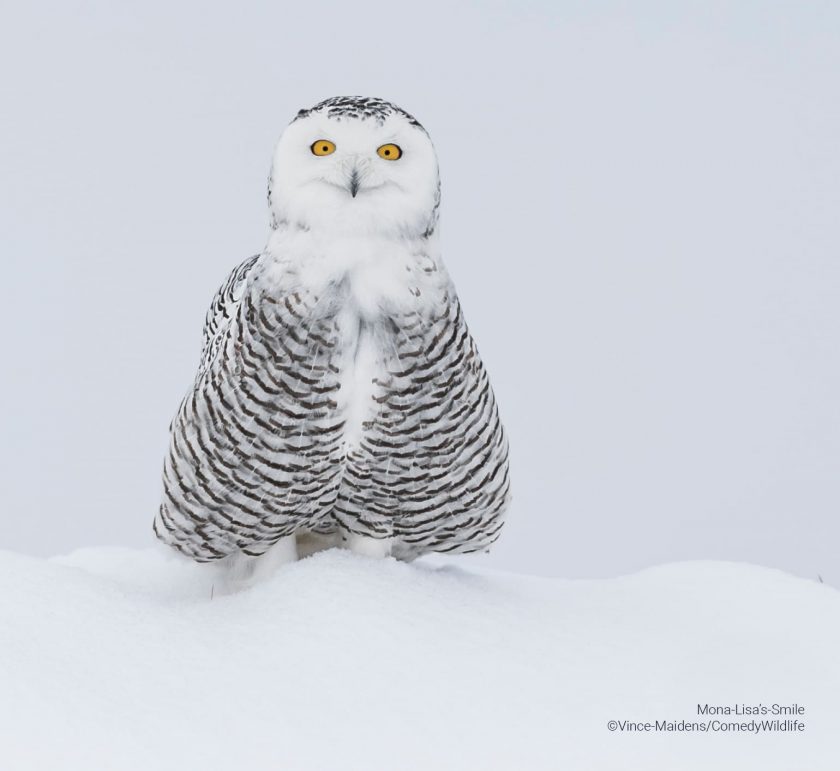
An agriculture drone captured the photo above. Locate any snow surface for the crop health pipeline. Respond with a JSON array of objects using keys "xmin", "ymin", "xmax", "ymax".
[{"xmin": 1, "ymin": 548, "xmax": 838, "ymax": 770}]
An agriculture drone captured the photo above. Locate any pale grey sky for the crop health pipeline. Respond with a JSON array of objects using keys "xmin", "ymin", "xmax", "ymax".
[{"xmin": 1, "ymin": 1, "xmax": 838, "ymax": 583}]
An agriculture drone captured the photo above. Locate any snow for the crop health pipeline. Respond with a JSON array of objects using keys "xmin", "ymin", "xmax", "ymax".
[{"xmin": 1, "ymin": 548, "xmax": 838, "ymax": 770}]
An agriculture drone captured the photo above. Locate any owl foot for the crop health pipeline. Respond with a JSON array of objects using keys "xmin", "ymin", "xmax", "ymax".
[{"xmin": 214, "ymin": 535, "xmax": 298, "ymax": 594}]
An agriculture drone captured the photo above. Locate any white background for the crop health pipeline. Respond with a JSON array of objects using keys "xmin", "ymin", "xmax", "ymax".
[{"xmin": 1, "ymin": 1, "xmax": 838, "ymax": 583}]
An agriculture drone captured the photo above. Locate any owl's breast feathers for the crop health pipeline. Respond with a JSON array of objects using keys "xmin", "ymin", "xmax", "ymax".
[{"xmin": 156, "ymin": 249, "xmax": 510, "ymax": 561}]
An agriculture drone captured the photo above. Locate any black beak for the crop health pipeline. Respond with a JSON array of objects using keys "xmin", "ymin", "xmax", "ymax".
[{"xmin": 348, "ymin": 168, "xmax": 360, "ymax": 198}]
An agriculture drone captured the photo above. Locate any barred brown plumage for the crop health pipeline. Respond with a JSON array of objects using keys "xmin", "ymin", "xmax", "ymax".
[{"xmin": 155, "ymin": 96, "xmax": 510, "ymax": 571}]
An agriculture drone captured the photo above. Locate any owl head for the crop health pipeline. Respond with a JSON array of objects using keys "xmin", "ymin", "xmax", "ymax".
[{"xmin": 268, "ymin": 97, "xmax": 440, "ymax": 239}]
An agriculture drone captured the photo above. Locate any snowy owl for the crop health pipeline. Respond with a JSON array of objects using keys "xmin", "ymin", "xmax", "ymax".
[{"xmin": 155, "ymin": 96, "xmax": 510, "ymax": 573}]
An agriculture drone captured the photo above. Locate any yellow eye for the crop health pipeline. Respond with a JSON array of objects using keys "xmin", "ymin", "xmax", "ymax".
[
  {"xmin": 377, "ymin": 143, "xmax": 402, "ymax": 160},
  {"xmin": 311, "ymin": 140, "xmax": 336, "ymax": 156}
]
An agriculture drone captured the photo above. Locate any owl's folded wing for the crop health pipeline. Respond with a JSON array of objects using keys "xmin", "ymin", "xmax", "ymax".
[{"xmin": 197, "ymin": 254, "xmax": 260, "ymax": 377}]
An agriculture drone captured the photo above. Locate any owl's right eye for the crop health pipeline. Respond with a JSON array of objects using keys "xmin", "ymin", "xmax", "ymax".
[{"xmin": 311, "ymin": 140, "xmax": 336, "ymax": 156}]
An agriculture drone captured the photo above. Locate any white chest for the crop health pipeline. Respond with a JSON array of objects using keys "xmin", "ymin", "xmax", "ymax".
[
  {"xmin": 265, "ymin": 229, "xmax": 443, "ymax": 315},
  {"xmin": 334, "ymin": 311, "xmax": 379, "ymax": 449}
]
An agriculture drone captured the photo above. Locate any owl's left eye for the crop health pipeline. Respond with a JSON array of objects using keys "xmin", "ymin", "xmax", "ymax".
[
  {"xmin": 311, "ymin": 140, "xmax": 336, "ymax": 156},
  {"xmin": 377, "ymin": 143, "xmax": 402, "ymax": 160}
]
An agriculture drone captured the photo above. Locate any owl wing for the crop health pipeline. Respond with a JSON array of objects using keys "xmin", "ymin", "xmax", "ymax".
[
  {"xmin": 196, "ymin": 254, "xmax": 260, "ymax": 377},
  {"xmin": 158, "ymin": 264, "xmax": 347, "ymax": 562},
  {"xmin": 333, "ymin": 284, "xmax": 511, "ymax": 558}
]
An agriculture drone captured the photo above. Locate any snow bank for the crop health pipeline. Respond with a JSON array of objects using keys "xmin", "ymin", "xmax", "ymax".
[{"xmin": 1, "ymin": 548, "xmax": 838, "ymax": 770}]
